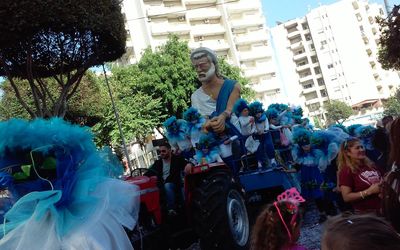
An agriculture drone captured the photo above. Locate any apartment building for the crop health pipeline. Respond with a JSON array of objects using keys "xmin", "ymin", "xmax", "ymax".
[
  {"xmin": 271, "ymin": 0, "xmax": 400, "ymax": 125},
  {"xmin": 120, "ymin": 0, "xmax": 283, "ymax": 104}
]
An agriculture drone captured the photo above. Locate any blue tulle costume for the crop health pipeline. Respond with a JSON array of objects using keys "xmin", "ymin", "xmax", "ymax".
[
  {"xmin": 292, "ymin": 128, "xmax": 324, "ymax": 199},
  {"xmin": 194, "ymin": 133, "xmax": 221, "ymax": 164},
  {"xmin": 163, "ymin": 116, "xmax": 193, "ymax": 159},
  {"xmin": 0, "ymin": 118, "xmax": 139, "ymax": 249},
  {"xmin": 183, "ymin": 107, "xmax": 206, "ymax": 148}
]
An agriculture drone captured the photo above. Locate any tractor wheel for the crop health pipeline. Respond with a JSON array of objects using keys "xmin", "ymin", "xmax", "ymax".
[{"xmin": 192, "ymin": 169, "xmax": 249, "ymax": 250}]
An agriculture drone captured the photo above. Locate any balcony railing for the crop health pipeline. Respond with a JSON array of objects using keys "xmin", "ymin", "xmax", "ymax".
[
  {"xmin": 235, "ymin": 31, "xmax": 268, "ymax": 45},
  {"xmin": 151, "ymin": 24, "xmax": 191, "ymax": 35},
  {"xmin": 186, "ymin": 8, "xmax": 221, "ymax": 20},
  {"xmin": 191, "ymin": 24, "xmax": 225, "ymax": 36},
  {"xmin": 188, "ymin": 40, "xmax": 230, "ymax": 51},
  {"xmin": 147, "ymin": 6, "xmax": 185, "ymax": 18},
  {"xmin": 231, "ymin": 17, "xmax": 264, "ymax": 29},
  {"xmin": 226, "ymin": 1, "xmax": 259, "ymax": 14}
]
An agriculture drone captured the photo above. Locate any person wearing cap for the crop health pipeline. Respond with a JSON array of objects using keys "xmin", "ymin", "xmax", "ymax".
[{"xmin": 190, "ymin": 47, "xmax": 241, "ymax": 134}]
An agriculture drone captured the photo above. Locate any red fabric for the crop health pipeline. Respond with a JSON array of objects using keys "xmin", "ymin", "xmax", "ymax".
[{"xmin": 339, "ymin": 165, "xmax": 382, "ymax": 212}]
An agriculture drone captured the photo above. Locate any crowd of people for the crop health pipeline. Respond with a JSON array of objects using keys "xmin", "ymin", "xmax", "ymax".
[{"xmin": 146, "ymin": 46, "xmax": 400, "ymax": 249}]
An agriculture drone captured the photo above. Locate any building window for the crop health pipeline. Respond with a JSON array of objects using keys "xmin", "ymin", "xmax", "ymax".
[
  {"xmin": 327, "ymin": 64, "xmax": 333, "ymax": 69},
  {"xmin": 305, "ymin": 34, "xmax": 312, "ymax": 41},
  {"xmin": 320, "ymin": 89, "xmax": 328, "ymax": 97},
  {"xmin": 302, "ymin": 23, "xmax": 309, "ymax": 30},
  {"xmin": 311, "ymin": 56, "xmax": 318, "ymax": 63},
  {"xmin": 317, "ymin": 78, "xmax": 325, "ymax": 86},
  {"xmin": 314, "ymin": 67, "xmax": 321, "ymax": 74},
  {"xmin": 321, "ymin": 40, "xmax": 327, "ymax": 45}
]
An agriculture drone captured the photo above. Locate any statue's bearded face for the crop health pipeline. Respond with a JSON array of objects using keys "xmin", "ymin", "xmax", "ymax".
[{"xmin": 192, "ymin": 56, "xmax": 215, "ymax": 83}]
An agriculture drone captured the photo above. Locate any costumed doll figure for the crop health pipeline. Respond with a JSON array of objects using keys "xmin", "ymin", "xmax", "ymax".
[
  {"xmin": 233, "ymin": 98, "xmax": 255, "ymax": 137},
  {"xmin": 195, "ymin": 133, "xmax": 223, "ymax": 165},
  {"xmin": 163, "ymin": 116, "xmax": 194, "ymax": 160},
  {"xmin": 355, "ymin": 125, "xmax": 380, "ymax": 163},
  {"xmin": 0, "ymin": 118, "xmax": 139, "ymax": 250},
  {"xmin": 292, "ymin": 128, "xmax": 329, "ymax": 222},
  {"xmin": 183, "ymin": 107, "xmax": 206, "ymax": 148},
  {"xmin": 311, "ymin": 131, "xmax": 341, "ymax": 215},
  {"xmin": 249, "ymin": 101, "xmax": 277, "ymax": 169},
  {"xmin": 216, "ymin": 124, "xmax": 239, "ymax": 175}
]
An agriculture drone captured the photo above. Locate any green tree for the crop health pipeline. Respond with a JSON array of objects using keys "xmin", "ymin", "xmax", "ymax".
[
  {"xmin": 218, "ymin": 58, "xmax": 255, "ymax": 101},
  {"xmin": 384, "ymin": 89, "xmax": 400, "ymax": 117},
  {"xmin": 0, "ymin": 0, "xmax": 125, "ymax": 118},
  {"xmin": 0, "ymin": 72, "xmax": 107, "ymax": 124},
  {"xmin": 324, "ymin": 100, "xmax": 353, "ymax": 124},
  {"xmin": 137, "ymin": 35, "xmax": 198, "ymax": 119},
  {"xmin": 92, "ymin": 65, "xmax": 165, "ymax": 146},
  {"xmin": 377, "ymin": 5, "xmax": 400, "ymax": 70}
]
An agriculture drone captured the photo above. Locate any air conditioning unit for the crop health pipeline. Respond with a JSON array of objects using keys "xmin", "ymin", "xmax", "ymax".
[
  {"xmin": 204, "ymin": 19, "xmax": 210, "ymax": 24},
  {"xmin": 178, "ymin": 16, "xmax": 185, "ymax": 21},
  {"xmin": 147, "ymin": 17, "xmax": 152, "ymax": 22},
  {"xmin": 198, "ymin": 36, "xmax": 204, "ymax": 41}
]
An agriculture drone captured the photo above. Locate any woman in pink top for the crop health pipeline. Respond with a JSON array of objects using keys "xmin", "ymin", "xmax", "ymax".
[{"xmin": 250, "ymin": 188, "xmax": 307, "ymax": 250}]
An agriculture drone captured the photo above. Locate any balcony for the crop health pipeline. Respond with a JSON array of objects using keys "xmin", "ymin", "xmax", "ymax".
[
  {"xmin": 296, "ymin": 64, "xmax": 310, "ymax": 72},
  {"xmin": 186, "ymin": 8, "xmax": 221, "ymax": 21},
  {"xmin": 235, "ymin": 31, "xmax": 268, "ymax": 45},
  {"xmin": 226, "ymin": 1, "xmax": 259, "ymax": 14},
  {"xmin": 244, "ymin": 63, "xmax": 275, "ymax": 78},
  {"xmin": 151, "ymin": 24, "xmax": 190, "ymax": 36},
  {"xmin": 290, "ymin": 41, "xmax": 303, "ymax": 50},
  {"xmin": 284, "ymin": 19, "xmax": 298, "ymax": 28},
  {"xmin": 299, "ymin": 74, "xmax": 313, "ymax": 83},
  {"xmin": 191, "ymin": 24, "xmax": 225, "ymax": 36},
  {"xmin": 287, "ymin": 30, "xmax": 301, "ymax": 39},
  {"xmin": 239, "ymin": 47, "xmax": 272, "ymax": 61},
  {"xmin": 293, "ymin": 52, "xmax": 307, "ymax": 61},
  {"xmin": 305, "ymin": 97, "xmax": 321, "ymax": 105},
  {"xmin": 147, "ymin": 6, "xmax": 185, "ymax": 18},
  {"xmin": 250, "ymin": 79, "xmax": 280, "ymax": 93},
  {"xmin": 231, "ymin": 17, "xmax": 264, "ymax": 29},
  {"xmin": 188, "ymin": 40, "xmax": 230, "ymax": 52},
  {"xmin": 184, "ymin": 0, "xmax": 217, "ymax": 4}
]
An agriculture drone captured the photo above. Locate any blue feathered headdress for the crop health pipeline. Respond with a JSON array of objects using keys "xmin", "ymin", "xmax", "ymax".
[
  {"xmin": 233, "ymin": 99, "xmax": 250, "ymax": 116},
  {"xmin": 197, "ymin": 133, "xmax": 218, "ymax": 150},
  {"xmin": 183, "ymin": 107, "xmax": 202, "ymax": 123},
  {"xmin": 355, "ymin": 125, "xmax": 375, "ymax": 139},
  {"xmin": 329, "ymin": 124, "xmax": 348, "ymax": 134},
  {"xmin": 266, "ymin": 108, "xmax": 279, "ymax": 120},
  {"xmin": 347, "ymin": 124, "xmax": 362, "ymax": 136},
  {"xmin": 292, "ymin": 128, "xmax": 311, "ymax": 146},
  {"xmin": 0, "ymin": 118, "xmax": 124, "ymax": 237},
  {"xmin": 249, "ymin": 101, "xmax": 264, "ymax": 116},
  {"xmin": 292, "ymin": 106, "xmax": 303, "ymax": 117}
]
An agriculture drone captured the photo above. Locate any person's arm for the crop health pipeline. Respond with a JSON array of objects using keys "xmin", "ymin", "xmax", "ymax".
[
  {"xmin": 211, "ymin": 84, "xmax": 241, "ymax": 133},
  {"xmin": 341, "ymin": 184, "xmax": 380, "ymax": 202}
]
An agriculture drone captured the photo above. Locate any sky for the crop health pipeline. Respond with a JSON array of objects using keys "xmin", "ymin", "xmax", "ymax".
[{"xmin": 261, "ymin": 0, "xmax": 399, "ymax": 27}]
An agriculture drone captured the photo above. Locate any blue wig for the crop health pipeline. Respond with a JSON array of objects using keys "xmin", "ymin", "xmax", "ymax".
[
  {"xmin": 329, "ymin": 124, "xmax": 348, "ymax": 134},
  {"xmin": 266, "ymin": 108, "xmax": 279, "ymax": 120},
  {"xmin": 347, "ymin": 124, "xmax": 362, "ymax": 136},
  {"xmin": 233, "ymin": 98, "xmax": 250, "ymax": 116},
  {"xmin": 183, "ymin": 107, "xmax": 202, "ymax": 123},
  {"xmin": 292, "ymin": 128, "xmax": 311, "ymax": 146},
  {"xmin": 355, "ymin": 125, "xmax": 376, "ymax": 139},
  {"xmin": 249, "ymin": 101, "xmax": 264, "ymax": 117}
]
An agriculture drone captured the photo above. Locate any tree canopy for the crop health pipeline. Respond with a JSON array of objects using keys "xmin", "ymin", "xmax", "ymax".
[
  {"xmin": 384, "ymin": 88, "xmax": 400, "ymax": 117},
  {"xmin": 377, "ymin": 5, "xmax": 400, "ymax": 70},
  {"xmin": 324, "ymin": 100, "xmax": 353, "ymax": 124},
  {"xmin": 0, "ymin": 0, "xmax": 126, "ymax": 117},
  {"xmin": 0, "ymin": 72, "xmax": 107, "ymax": 124}
]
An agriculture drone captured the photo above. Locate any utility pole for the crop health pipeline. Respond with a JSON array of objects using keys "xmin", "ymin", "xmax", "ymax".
[{"xmin": 383, "ymin": 0, "xmax": 391, "ymax": 15}]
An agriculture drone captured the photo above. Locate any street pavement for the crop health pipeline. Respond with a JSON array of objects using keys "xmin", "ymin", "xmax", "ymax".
[{"xmin": 185, "ymin": 201, "xmax": 325, "ymax": 250}]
